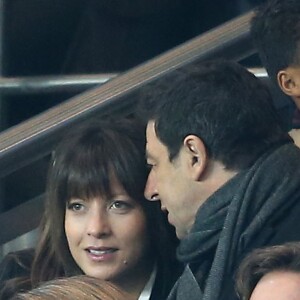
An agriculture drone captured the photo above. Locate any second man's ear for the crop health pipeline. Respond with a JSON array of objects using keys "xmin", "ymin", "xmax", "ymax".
[
  {"xmin": 277, "ymin": 68, "xmax": 300, "ymax": 99},
  {"xmin": 183, "ymin": 135, "xmax": 207, "ymax": 181}
]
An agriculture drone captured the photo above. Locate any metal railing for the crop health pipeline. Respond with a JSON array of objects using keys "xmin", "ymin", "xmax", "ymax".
[
  {"xmin": 0, "ymin": 69, "xmax": 268, "ymax": 96},
  {"xmin": 0, "ymin": 10, "xmax": 255, "ymax": 180},
  {"xmin": 0, "ymin": 74, "xmax": 117, "ymax": 95}
]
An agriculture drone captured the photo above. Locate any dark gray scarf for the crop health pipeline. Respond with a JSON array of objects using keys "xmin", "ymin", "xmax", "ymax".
[{"xmin": 169, "ymin": 143, "xmax": 300, "ymax": 300}]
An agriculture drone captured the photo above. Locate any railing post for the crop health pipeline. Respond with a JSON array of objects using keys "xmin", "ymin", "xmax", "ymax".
[
  {"xmin": 0, "ymin": 0, "xmax": 5, "ymax": 127},
  {"xmin": 0, "ymin": 0, "xmax": 6, "ymax": 213}
]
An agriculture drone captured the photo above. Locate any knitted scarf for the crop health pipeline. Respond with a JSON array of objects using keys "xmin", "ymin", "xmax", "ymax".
[{"xmin": 171, "ymin": 143, "xmax": 300, "ymax": 300}]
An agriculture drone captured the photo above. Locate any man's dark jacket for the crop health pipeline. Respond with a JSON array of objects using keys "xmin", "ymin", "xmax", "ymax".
[{"xmin": 168, "ymin": 143, "xmax": 300, "ymax": 300}]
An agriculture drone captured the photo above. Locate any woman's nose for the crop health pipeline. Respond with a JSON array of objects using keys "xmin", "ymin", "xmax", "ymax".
[{"xmin": 86, "ymin": 210, "xmax": 111, "ymax": 238}]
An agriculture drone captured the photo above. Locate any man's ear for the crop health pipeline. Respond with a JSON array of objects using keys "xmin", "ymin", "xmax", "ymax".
[
  {"xmin": 183, "ymin": 135, "xmax": 207, "ymax": 181},
  {"xmin": 277, "ymin": 68, "xmax": 300, "ymax": 98}
]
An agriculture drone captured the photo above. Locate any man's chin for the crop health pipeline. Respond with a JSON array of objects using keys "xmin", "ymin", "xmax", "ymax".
[
  {"xmin": 174, "ymin": 225, "xmax": 188, "ymax": 240},
  {"xmin": 175, "ymin": 229, "xmax": 186, "ymax": 240}
]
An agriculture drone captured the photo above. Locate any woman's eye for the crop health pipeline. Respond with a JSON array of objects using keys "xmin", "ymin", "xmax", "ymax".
[
  {"xmin": 67, "ymin": 202, "xmax": 85, "ymax": 212},
  {"xmin": 110, "ymin": 200, "xmax": 131, "ymax": 211}
]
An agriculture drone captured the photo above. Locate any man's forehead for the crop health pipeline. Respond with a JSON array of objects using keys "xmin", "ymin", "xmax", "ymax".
[
  {"xmin": 146, "ymin": 121, "xmax": 157, "ymax": 145},
  {"xmin": 146, "ymin": 120, "xmax": 156, "ymax": 135},
  {"xmin": 145, "ymin": 148, "xmax": 154, "ymax": 160},
  {"xmin": 145, "ymin": 137, "xmax": 156, "ymax": 160},
  {"xmin": 145, "ymin": 121, "xmax": 163, "ymax": 160}
]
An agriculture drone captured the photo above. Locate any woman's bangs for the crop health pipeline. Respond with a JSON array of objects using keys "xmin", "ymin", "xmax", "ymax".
[{"xmin": 65, "ymin": 153, "xmax": 112, "ymax": 201}]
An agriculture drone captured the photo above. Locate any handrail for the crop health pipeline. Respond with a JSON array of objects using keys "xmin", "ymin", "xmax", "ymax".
[
  {"xmin": 0, "ymin": 10, "xmax": 255, "ymax": 179},
  {"xmin": 0, "ymin": 74, "xmax": 117, "ymax": 95},
  {"xmin": 0, "ymin": 69, "xmax": 268, "ymax": 95}
]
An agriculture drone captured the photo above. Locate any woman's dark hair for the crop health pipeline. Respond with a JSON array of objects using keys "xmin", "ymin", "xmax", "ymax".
[
  {"xmin": 28, "ymin": 118, "xmax": 178, "ymax": 290},
  {"xmin": 0, "ymin": 250, "xmax": 34, "ymax": 299}
]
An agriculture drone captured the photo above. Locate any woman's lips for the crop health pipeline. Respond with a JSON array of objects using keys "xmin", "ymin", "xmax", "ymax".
[{"xmin": 85, "ymin": 247, "xmax": 118, "ymax": 261}]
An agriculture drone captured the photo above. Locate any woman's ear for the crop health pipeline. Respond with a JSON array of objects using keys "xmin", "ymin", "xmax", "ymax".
[
  {"xmin": 183, "ymin": 135, "xmax": 207, "ymax": 181},
  {"xmin": 277, "ymin": 68, "xmax": 300, "ymax": 99}
]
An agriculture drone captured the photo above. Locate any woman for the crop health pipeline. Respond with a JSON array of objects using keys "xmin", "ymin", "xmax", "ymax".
[{"xmin": 0, "ymin": 118, "xmax": 181, "ymax": 299}]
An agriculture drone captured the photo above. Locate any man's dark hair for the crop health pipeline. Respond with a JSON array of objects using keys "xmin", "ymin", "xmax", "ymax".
[
  {"xmin": 251, "ymin": 0, "xmax": 300, "ymax": 85},
  {"xmin": 236, "ymin": 242, "xmax": 300, "ymax": 300},
  {"xmin": 140, "ymin": 60, "xmax": 290, "ymax": 171}
]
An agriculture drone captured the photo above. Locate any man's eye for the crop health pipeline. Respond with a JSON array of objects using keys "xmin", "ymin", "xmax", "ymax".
[
  {"xmin": 147, "ymin": 163, "xmax": 156, "ymax": 170},
  {"xmin": 147, "ymin": 163, "xmax": 153, "ymax": 170}
]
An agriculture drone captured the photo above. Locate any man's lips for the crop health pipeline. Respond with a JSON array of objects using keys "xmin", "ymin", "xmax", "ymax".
[{"xmin": 161, "ymin": 205, "xmax": 168, "ymax": 212}]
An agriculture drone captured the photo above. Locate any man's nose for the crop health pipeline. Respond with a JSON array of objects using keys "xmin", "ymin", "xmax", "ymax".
[
  {"xmin": 144, "ymin": 171, "xmax": 160, "ymax": 201},
  {"xmin": 86, "ymin": 210, "xmax": 111, "ymax": 238}
]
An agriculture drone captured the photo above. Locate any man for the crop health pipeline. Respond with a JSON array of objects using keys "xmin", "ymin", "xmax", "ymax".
[
  {"xmin": 140, "ymin": 60, "xmax": 300, "ymax": 300},
  {"xmin": 251, "ymin": 0, "xmax": 300, "ymax": 146},
  {"xmin": 236, "ymin": 242, "xmax": 300, "ymax": 300}
]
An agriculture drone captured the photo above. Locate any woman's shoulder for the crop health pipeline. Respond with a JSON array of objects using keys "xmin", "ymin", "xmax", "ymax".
[
  {"xmin": 0, "ymin": 248, "xmax": 34, "ymax": 282},
  {"xmin": 0, "ymin": 249, "xmax": 34, "ymax": 299},
  {"xmin": 151, "ymin": 258, "xmax": 183, "ymax": 300}
]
